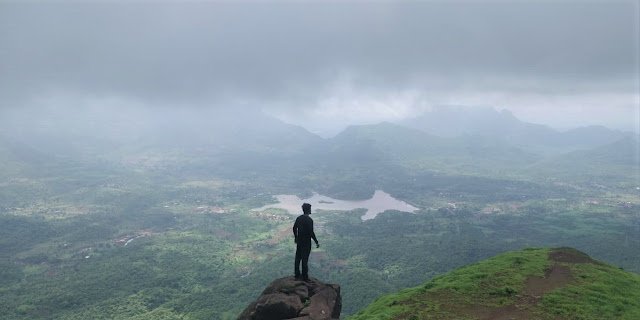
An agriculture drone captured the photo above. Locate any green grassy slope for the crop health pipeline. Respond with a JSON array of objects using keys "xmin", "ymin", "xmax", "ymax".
[{"xmin": 350, "ymin": 247, "xmax": 640, "ymax": 320}]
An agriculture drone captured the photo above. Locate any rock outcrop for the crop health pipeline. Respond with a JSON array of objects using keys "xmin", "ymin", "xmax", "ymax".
[{"xmin": 238, "ymin": 276, "xmax": 341, "ymax": 320}]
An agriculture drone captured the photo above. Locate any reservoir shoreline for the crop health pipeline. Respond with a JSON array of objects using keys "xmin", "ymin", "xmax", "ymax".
[{"xmin": 252, "ymin": 190, "xmax": 418, "ymax": 220}]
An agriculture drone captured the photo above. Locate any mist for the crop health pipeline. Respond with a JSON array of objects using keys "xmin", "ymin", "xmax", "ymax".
[
  {"xmin": 1, "ymin": 2, "xmax": 640, "ymax": 320},
  {"xmin": 1, "ymin": 1, "xmax": 638, "ymax": 136}
]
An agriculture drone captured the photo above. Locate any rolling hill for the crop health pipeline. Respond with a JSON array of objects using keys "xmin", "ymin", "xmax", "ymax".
[
  {"xmin": 401, "ymin": 106, "xmax": 630, "ymax": 154},
  {"xmin": 327, "ymin": 121, "xmax": 540, "ymax": 176},
  {"xmin": 528, "ymin": 137, "xmax": 640, "ymax": 184},
  {"xmin": 350, "ymin": 247, "xmax": 640, "ymax": 320}
]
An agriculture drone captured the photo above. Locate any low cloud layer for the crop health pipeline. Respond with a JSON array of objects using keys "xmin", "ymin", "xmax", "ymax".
[{"xmin": 1, "ymin": 1, "xmax": 638, "ymax": 132}]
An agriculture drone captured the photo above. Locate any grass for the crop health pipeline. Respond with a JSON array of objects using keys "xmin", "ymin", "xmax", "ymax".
[
  {"xmin": 541, "ymin": 262, "xmax": 640, "ymax": 320},
  {"xmin": 419, "ymin": 248, "xmax": 550, "ymax": 296},
  {"xmin": 349, "ymin": 247, "xmax": 640, "ymax": 320}
]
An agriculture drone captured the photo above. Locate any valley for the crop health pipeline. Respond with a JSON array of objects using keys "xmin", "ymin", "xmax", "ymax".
[
  {"xmin": 251, "ymin": 190, "xmax": 418, "ymax": 220},
  {"xmin": 2, "ymin": 3, "xmax": 637, "ymax": 318},
  {"xmin": 0, "ymin": 109, "xmax": 638, "ymax": 319}
]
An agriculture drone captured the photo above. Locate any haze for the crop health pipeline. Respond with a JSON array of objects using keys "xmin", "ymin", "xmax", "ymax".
[
  {"xmin": 3, "ymin": 2, "xmax": 640, "ymax": 319},
  {"xmin": 1, "ymin": 1, "xmax": 638, "ymax": 136}
]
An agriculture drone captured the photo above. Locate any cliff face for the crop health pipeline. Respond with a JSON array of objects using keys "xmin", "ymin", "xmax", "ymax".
[{"xmin": 238, "ymin": 276, "xmax": 341, "ymax": 320}]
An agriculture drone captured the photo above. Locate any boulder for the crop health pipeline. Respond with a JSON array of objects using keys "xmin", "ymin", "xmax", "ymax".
[
  {"xmin": 238, "ymin": 276, "xmax": 341, "ymax": 320},
  {"xmin": 308, "ymin": 285, "xmax": 341, "ymax": 319}
]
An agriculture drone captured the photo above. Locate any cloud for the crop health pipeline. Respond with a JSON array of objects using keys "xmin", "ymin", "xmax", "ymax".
[{"xmin": 0, "ymin": 1, "xmax": 637, "ymax": 129}]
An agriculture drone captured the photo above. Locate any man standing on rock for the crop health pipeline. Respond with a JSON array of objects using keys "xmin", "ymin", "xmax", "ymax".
[{"xmin": 293, "ymin": 202, "xmax": 319, "ymax": 281}]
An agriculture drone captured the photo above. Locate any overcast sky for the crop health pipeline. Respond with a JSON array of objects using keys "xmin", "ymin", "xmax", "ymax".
[{"xmin": 1, "ymin": 1, "xmax": 638, "ymax": 135}]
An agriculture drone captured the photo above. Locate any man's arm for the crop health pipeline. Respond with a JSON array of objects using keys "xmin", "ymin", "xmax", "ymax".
[
  {"xmin": 310, "ymin": 220, "xmax": 319, "ymax": 247},
  {"xmin": 292, "ymin": 218, "xmax": 299, "ymax": 243},
  {"xmin": 311, "ymin": 230, "xmax": 318, "ymax": 247}
]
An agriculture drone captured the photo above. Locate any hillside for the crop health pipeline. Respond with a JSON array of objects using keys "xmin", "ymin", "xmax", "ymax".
[
  {"xmin": 350, "ymin": 247, "xmax": 640, "ymax": 320},
  {"xmin": 528, "ymin": 137, "xmax": 640, "ymax": 184},
  {"xmin": 1, "ymin": 110, "xmax": 639, "ymax": 320},
  {"xmin": 401, "ymin": 106, "xmax": 630, "ymax": 154},
  {"xmin": 327, "ymin": 122, "xmax": 539, "ymax": 172}
]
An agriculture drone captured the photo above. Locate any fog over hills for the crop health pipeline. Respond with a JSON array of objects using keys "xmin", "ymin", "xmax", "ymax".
[
  {"xmin": 1, "ymin": 106, "xmax": 634, "ymax": 176},
  {"xmin": 401, "ymin": 106, "xmax": 632, "ymax": 154},
  {"xmin": 1, "ymin": 2, "xmax": 638, "ymax": 319},
  {"xmin": 0, "ymin": 106, "xmax": 636, "ymax": 181},
  {"xmin": 2, "ymin": 1, "xmax": 638, "ymax": 133}
]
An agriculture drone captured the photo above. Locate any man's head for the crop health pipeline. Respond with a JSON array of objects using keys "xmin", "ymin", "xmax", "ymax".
[{"xmin": 302, "ymin": 203, "xmax": 311, "ymax": 215}]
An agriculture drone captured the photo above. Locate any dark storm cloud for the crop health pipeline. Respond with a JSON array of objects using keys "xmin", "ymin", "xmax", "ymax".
[{"xmin": 0, "ymin": 1, "xmax": 637, "ymax": 109}]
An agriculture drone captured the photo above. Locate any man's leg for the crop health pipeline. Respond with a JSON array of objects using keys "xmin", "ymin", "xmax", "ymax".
[
  {"xmin": 294, "ymin": 246, "xmax": 302, "ymax": 278},
  {"xmin": 301, "ymin": 243, "xmax": 311, "ymax": 280}
]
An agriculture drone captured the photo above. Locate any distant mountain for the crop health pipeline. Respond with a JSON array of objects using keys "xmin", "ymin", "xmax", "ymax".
[
  {"xmin": 0, "ymin": 136, "xmax": 24, "ymax": 179},
  {"xmin": 327, "ymin": 122, "xmax": 444, "ymax": 161},
  {"xmin": 0, "ymin": 109, "xmax": 323, "ymax": 159},
  {"xmin": 351, "ymin": 247, "xmax": 640, "ymax": 320},
  {"xmin": 0, "ymin": 109, "xmax": 325, "ymax": 181},
  {"xmin": 557, "ymin": 125, "xmax": 633, "ymax": 149},
  {"xmin": 327, "ymin": 121, "xmax": 539, "ymax": 170},
  {"xmin": 301, "ymin": 121, "xmax": 549, "ymax": 200},
  {"xmin": 558, "ymin": 136, "xmax": 639, "ymax": 166},
  {"xmin": 401, "ymin": 106, "xmax": 630, "ymax": 154},
  {"xmin": 170, "ymin": 110, "xmax": 324, "ymax": 155},
  {"xmin": 529, "ymin": 136, "xmax": 640, "ymax": 183},
  {"xmin": 402, "ymin": 106, "xmax": 547, "ymax": 138}
]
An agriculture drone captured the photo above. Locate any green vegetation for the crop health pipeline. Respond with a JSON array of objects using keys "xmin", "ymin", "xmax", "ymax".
[
  {"xmin": 541, "ymin": 262, "xmax": 640, "ymax": 319},
  {"xmin": 350, "ymin": 248, "xmax": 640, "ymax": 320},
  {"xmin": 0, "ymin": 118, "xmax": 638, "ymax": 319}
]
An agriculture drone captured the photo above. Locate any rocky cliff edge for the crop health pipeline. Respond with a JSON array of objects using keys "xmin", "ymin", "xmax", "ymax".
[{"xmin": 238, "ymin": 276, "xmax": 341, "ymax": 320}]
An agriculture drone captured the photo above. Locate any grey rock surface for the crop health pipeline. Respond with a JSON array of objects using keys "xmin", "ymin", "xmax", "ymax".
[{"xmin": 238, "ymin": 276, "xmax": 341, "ymax": 320}]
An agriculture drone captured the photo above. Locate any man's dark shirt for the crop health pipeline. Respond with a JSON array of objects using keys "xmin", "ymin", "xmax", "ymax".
[{"xmin": 293, "ymin": 214, "xmax": 318, "ymax": 245}]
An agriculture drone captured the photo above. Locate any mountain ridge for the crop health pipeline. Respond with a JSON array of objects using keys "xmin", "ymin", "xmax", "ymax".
[{"xmin": 400, "ymin": 106, "xmax": 631, "ymax": 154}]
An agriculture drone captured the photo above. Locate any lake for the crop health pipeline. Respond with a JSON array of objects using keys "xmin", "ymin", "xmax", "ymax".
[{"xmin": 252, "ymin": 190, "xmax": 418, "ymax": 220}]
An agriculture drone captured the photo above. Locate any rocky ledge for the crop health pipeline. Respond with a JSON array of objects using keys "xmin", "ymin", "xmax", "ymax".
[{"xmin": 238, "ymin": 276, "xmax": 341, "ymax": 320}]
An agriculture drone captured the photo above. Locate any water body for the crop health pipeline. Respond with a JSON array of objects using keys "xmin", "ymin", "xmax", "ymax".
[{"xmin": 252, "ymin": 190, "xmax": 418, "ymax": 220}]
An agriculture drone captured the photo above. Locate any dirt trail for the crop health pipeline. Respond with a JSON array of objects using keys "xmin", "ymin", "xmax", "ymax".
[
  {"xmin": 524, "ymin": 264, "xmax": 572, "ymax": 298},
  {"xmin": 467, "ymin": 248, "xmax": 591, "ymax": 320},
  {"xmin": 403, "ymin": 248, "xmax": 594, "ymax": 320},
  {"xmin": 468, "ymin": 263, "xmax": 572, "ymax": 320}
]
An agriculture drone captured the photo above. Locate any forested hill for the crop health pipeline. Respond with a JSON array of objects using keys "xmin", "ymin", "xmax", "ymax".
[
  {"xmin": 350, "ymin": 247, "xmax": 640, "ymax": 320},
  {"xmin": 528, "ymin": 136, "xmax": 640, "ymax": 183},
  {"xmin": 401, "ymin": 106, "xmax": 631, "ymax": 154},
  {"xmin": 0, "ymin": 109, "xmax": 638, "ymax": 319}
]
